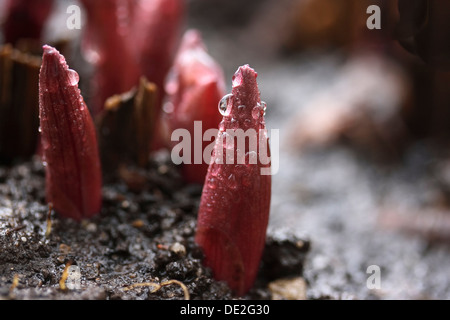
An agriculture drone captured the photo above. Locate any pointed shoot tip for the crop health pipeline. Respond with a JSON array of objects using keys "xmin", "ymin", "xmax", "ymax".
[{"xmin": 232, "ymin": 64, "xmax": 258, "ymax": 88}]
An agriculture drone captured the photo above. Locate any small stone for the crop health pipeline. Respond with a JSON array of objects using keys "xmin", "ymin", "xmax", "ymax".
[
  {"xmin": 66, "ymin": 265, "xmax": 82, "ymax": 290},
  {"xmin": 268, "ymin": 277, "xmax": 307, "ymax": 300},
  {"xmin": 121, "ymin": 200, "xmax": 130, "ymax": 209}
]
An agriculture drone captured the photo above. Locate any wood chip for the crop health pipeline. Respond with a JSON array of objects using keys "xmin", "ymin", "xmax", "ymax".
[{"xmin": 96, "ymin": 77, "xmax": 158, "ymax": 173}]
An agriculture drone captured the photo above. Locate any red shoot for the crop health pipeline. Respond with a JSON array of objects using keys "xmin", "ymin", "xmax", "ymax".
[
  {"xmin": 39, "ymin": 45, "xmax": 102, "ymax": 221},
  {"xmin": 195, "ymin": 65, "xmax": 272, "ymax": 296},
  {"xmin": 163, "ymin": 29, "xmax": 226, "ymax": 184},
  {"xmin": 2, "ymin": 0, "xmax": 54, "ymax": 45}
]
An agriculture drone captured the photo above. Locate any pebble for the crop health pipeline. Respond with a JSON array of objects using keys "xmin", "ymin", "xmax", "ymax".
[{"xmin": 268, "ymin": 277, "xmax": 307, "ymax": 300}]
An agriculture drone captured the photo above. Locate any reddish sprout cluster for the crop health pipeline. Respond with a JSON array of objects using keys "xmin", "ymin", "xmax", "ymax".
[
  {"xmin": 39, "ymin": 45, "xmax": 102, "ymax": 221},
  {"xmin": 7, "ymin": 0, "xmax": 272, "ymax": 296},
  {"xmin": 163, "ymin": 29, "xmax": 226, "ymax": 184},
  {"xmin": 195, "ymin": 65, "xmax": 272, "ymax": 296}
]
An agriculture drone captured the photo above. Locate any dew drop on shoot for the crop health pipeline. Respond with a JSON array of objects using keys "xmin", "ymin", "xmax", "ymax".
[
  {"xmin": 67, "ymin": 69, "xmax": 80, "ymax": 86},
  {"xmin": 261, "ymin": 101, "xmax": 267, "ymax": 116},
  {"xmin": 218, "ymin": 94, "xmax": 233, "ymax": 116},
  {"xmin": 252, "ymin": 106, "xmax": 261, "ymax": 120}
]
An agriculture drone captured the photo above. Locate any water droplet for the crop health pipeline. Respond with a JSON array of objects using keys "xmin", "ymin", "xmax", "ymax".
[
  {"xmin": 46, "ymin": 48, "xmax": 56, "ymax": 55},
  {"xmin": 230, "ymin": 118, "xmax": 239, "ymax": 129},
  {"xmin": 67, "ymin": 69, "xmax": 80, "ymax": 86},
  {"xmin": 208, "ymin": 177, "xmax": 217, "ymax": 189},
  {"xmin": 42, "ymin": 161, "xmax": 48, "ymax": 167},
  {"xmin": 38, "ymin": 127, "xmax": 42, "ymax": 133},
  {"xmin": 261, "ymin": 101, "xmax": 267, "ymax": 116},
  {"xmin": 218, "ymin": 94, "xmax": 233, "ymax": 116},
  {"xmin": 252, "ymin": 106, "xmax": 261, "ymax": 120}
]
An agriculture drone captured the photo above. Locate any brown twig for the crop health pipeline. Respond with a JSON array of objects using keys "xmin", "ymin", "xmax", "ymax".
[
  {"xmin": 9, "ymin": 274, "xmax": 19, "ymax": 292},
  {"xmin": 5, "ymin": 225, "xmax": 26, "ymax": 236}
]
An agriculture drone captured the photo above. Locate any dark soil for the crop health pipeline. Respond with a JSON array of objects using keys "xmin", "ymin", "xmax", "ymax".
[{"xmin": 0, "ymin": 153, "xmax": 309, "ymax": 300}]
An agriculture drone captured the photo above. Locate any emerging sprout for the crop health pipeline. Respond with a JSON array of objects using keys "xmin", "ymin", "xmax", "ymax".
[
  {"xmin": 163, "ymin": 29, "xmax": 225, "ymax": 184},
  {"xmin": 195, "ymin": 65, "xmax": 272, "ymax": 296},
  {"xmin": 39, "ymin": 45, "xmax": 102, "ymax": 221}
]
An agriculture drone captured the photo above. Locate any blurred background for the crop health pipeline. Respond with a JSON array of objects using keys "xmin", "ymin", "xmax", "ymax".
[{"xmin": 2, "ymin": 0, "xmax": 450, "ymax": 299}]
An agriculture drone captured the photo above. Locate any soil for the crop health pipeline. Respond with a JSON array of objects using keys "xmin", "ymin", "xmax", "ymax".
[{"xmin": 2, "ymin": 0, "xmax": 450, "ymax": 301}]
